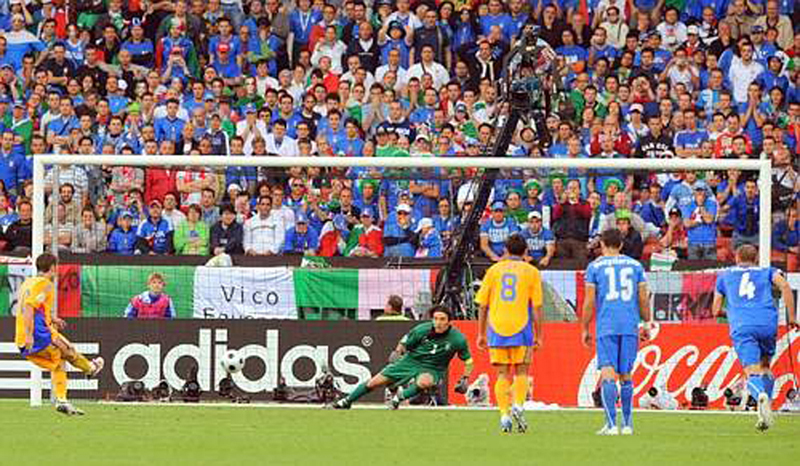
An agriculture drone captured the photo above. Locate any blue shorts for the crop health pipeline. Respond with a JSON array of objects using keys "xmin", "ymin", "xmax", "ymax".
[
  {"xmin": 596, "ymin": 335, "xmax": 638, "ymax": 375},
  {"xmin": 19, "ymin": 313, "xmax": 52, "ymax": 357},
  {"xmin": 732, "ymin": 326, "xmax": 776, "ymax": 367}
]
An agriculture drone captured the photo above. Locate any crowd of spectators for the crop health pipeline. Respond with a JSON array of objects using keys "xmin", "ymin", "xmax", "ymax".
[{"xmin": 0, "ymin": 0, "xmax": 797, "ymax": 268}]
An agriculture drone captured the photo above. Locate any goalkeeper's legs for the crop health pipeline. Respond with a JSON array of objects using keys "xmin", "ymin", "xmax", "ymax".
[
  {"xmin": 391, "ymin": 372, "xmax": 436, "ymax": 409},
  {"xmin": 333, "ymin": 374, "xmax": 392, "ymax": 408}
]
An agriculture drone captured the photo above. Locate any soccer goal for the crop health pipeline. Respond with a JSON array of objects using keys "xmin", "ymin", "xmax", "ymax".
[{"xmin": 24, "ymin": 154, "xmax": 773, "ymax": 406}]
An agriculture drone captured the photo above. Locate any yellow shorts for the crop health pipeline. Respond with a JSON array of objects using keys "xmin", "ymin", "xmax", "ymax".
[
  {"xmin": 489, "ymin": 346, "xmax": 532, "ymax": 365},
  {"xmin": 25, "ymin": 345, "xmax": 64, "ymax": 372}
]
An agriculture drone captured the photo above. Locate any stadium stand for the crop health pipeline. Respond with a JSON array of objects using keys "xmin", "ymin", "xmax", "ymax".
[{"xmin": 0, "ymin": 0, "xmax": 797, "ymax": 271}]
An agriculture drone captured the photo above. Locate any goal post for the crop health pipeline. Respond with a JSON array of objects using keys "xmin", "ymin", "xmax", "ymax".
[{"xmin": 26, "ymin": 154, "xmax": 772, "ymax": 406}]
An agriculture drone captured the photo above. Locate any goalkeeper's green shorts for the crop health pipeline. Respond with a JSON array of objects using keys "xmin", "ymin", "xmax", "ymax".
[{"xmin": 381, "ymin": 360, "xmax": 444, "ymax": 388}]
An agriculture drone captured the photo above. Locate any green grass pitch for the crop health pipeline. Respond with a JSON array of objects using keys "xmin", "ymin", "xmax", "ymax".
[{"xmin": 1, "ymin": 401, "xmax": 798, "ymax": 465}]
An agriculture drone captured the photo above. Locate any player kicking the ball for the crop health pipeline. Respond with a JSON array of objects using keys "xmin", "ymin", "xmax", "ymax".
[
  {"xmin": 331, "ymin": 305, "xmax": 473, "ymax": 409},
  {"xmin": 476, "ymin": 234, "xmax": 544, "ymax": 434},
  {"xmin": 15, "ymin": 253, "xmax": 104, "ymax": 415},
  {"xmin": 582, "ymin": 229, "xmax": 651, "ymax": 436},
  {"xmin": 712, "ymin": 244, "xmax": 798, "ymax": 432}
]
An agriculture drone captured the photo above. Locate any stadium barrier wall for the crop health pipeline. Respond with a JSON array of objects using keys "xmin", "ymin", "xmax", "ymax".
[
  {"xmin": 2, "ymin": 317, "xmax": 797, "ymax": 409},
  {"xmin": 2, "ymin": 260, "xmax": 798, "ymax": 323}
]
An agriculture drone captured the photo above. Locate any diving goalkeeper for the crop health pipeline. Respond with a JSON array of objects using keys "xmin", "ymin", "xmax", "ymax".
[{"xmin": 332, "ymin": 305, "xmax": 473, "ymax": 409}]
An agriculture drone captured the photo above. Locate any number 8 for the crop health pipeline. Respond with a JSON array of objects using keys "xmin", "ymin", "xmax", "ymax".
[{"xmin": 501, "ymin": 274, "xmax": 517, "ymax": 302}]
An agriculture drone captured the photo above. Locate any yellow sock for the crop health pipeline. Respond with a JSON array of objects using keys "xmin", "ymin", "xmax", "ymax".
[
  {"xmin": 52, "ymin": 366, "xmax": 68, "ymax": 402},
  {"xmin": 64, "ymin": 352, "xmax": 94, "ymax": 374},
  {"xmin": 512, "ymin": 376, "xmax": 529, "ymax": 407},
  {"xmin": 495, "ymin": 377, "xmax": 512, "ymax": 416}
]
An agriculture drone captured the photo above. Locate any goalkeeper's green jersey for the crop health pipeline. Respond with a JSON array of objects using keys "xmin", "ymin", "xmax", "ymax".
[{"xmin": 399, "ymin": 322, "xmax": 471, "ymax": 372}]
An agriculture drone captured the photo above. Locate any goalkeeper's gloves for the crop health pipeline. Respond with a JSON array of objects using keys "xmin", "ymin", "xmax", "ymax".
[{"xmin": 454, "ymin": 375, "xmax": 469, "ymax": 394}]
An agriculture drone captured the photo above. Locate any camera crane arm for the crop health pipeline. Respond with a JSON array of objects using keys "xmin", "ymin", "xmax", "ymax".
[{"xmin": 433, "ymin": 27, "xmax": 558, "ymax": 318}]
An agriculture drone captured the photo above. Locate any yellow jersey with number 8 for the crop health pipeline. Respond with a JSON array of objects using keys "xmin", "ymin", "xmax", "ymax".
[{"xmin": 475, "ymin": 258, "xmax": 543, "ymax": 347}]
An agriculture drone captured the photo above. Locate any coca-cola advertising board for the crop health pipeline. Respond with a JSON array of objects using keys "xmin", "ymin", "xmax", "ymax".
[{"xmin": 448, "ymin": 322, "xmax": 800, "ymax": 408}]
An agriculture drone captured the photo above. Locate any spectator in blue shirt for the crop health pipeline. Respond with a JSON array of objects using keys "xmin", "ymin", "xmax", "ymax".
[
  {"xmin": 520, "ymin": 211, "xmax": 556, "ymax": 268},
  {"xmin": 383, "ymin": 203, "xmax": 416, "ymax": 257},
  {"xmin": 135, "ymin": 199, "xmax": 174, "ymax": 255},
  {"xmin": 756, "ymin": 55, "xmax": 790, "ymax": 94},
  {"xmin": 335, "ymin": 118, "xmax": 365, "ymax": 157},
  {"xmin": 682, "ymin": 187, "xmax": 718, "ymax": 260},
  {"xmin": 0, "ymin": 192, "xmax": 18, "ymax": 233},
  {"xmin": 213, "ymin": 42, "xmax": 243, "ymax": 87},
  {"xmin": 772, "ymin": 207, "xmax": 799, "ymax": 256},
  {"xmin": 107, "ymin": 211, "xmax": 137, "ymax": 255},
  {"xmin": 724, "ymin": 179, "xmax": 760, "ymax": 248},
  {"xmin": 283, "ymin": 212, "xmax": 320, "ymax": 254},
  {"xmin": 433, "ymin": 197, "xmax": 457, "ymax": 250},
  {"xmin": 0, "ymin": 130, "xmax": 25, "ymax": 195},
  {"xmin": 588, "ymin": 27, "xmax": 618, "ymax": 68},
  {"xmin": 414, "ymin": 217, "xmax": 443, "ymax": 258},
  {"xmin": 289, "ymin": 0, "xmax": 321, "ymax": 62},
  {"xmin": 480, "ymin": 200, "xmax": 519, "ymax": 261},
  {"xmin": 635, "ymin": 183, "xmax": 666, "ymax": 232},
  {"xmin": 154, "ymin": 99, "xmax": 186, "ymax": 143}
]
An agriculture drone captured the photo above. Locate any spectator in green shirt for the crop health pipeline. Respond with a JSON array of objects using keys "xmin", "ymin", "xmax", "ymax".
[{"xmin": 174, "ymin": 204, "xmax": 210, "ymax": 255}]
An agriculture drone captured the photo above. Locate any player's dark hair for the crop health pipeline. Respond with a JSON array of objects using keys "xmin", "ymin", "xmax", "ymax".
[
  {"xmin": 505, "ymin": 233, "xmax": 527, "ymax": 257},
  {"xmin": 387, "ymin": 295, "xmax": 403, "ymax": 313},
  {"xmin": 601, "ymin": 229, "xmax": 623, "ymax": 250},
  {"xmin": 429, "ymin": 305, "xmax": 452, "ymax": 320},
  {"xmin": 736, "ymin": 244, "xmax": 758, "ymax": 264},
  {"xmin": 36, "ymin": 253, "xmax": 58, "ymax": 274}
]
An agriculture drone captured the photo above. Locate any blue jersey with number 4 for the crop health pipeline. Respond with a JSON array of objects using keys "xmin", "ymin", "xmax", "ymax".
[
  {"xmin": 586, "ymin": 255, "xmax": 647, "ymax": 338},
  {"xmin": 715, "ymin": 267, "xmax": 778, "ymax": 333}
]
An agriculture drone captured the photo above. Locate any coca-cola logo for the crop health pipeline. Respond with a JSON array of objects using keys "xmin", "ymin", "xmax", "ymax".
[{"xmin": 577, "ymin": 325, "xmax": 800, "ymax": 407}]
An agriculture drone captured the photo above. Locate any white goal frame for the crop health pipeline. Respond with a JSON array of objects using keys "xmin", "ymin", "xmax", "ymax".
[{"xmin": 26, "ymin": 155, "xmax": 772, "ymax": 406}]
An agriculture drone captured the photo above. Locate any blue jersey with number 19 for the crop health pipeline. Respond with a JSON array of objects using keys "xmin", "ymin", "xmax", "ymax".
[
  {"xmin": 715, "ymin": 266, "xmax": 778, "ymax": 333},
  {"xmin": 475, "ymin": 257, "xmax": 543, "ymax": 347},
  {"xmin": 586, "ymin": 255, "xmax": 647, "ymax": 338}
]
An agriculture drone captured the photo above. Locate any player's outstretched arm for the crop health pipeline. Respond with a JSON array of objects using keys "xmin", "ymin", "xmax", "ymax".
[
  {"xmin": 773, "ymin": 273, "xmax": 799, "ymax": 330},
  {"xmin": 454, "ymin": 359, "xmax": 474, "ymax": 394},
  {"xmin": 711, "ymin": 292, "xmax": 726, "ymax": 318},
  {"xmin": 581, "ymin": 285, "xmax": 596, "ymax": 348}
]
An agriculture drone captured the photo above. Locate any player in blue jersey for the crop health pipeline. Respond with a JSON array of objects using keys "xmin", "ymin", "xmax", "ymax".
[
  {"xmin": 712, "ymin": 244, "xmax": 798, "ymax": 431},
  {"xmin": 581, "ymin": 229, "xmax": 652, "ymax": 436}
]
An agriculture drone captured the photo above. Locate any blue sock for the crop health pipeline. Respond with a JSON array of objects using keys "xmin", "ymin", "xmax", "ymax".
[
  {"xmin": 763, "ymin": 374, "xmax": 775, "ymax": 400},
  {"xmin": 601, "ymin": 380, "xmax": 618, "ymax": 428},
  {"xmin": 748, "ymin": 375, "xmax": 765, "ymax": 399},
  {"xmin": 620, "ymin": 380, "xmax": 633, "ymax": 427}
]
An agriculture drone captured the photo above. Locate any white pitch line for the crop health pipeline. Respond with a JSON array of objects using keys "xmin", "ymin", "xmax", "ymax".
[{"xmin": 88, "ymin": 401, "xmax": 799, "ymax": 416}]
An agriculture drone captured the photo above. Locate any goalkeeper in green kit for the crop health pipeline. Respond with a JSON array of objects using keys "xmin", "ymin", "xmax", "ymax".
[{"xmin": 331, "ymin": 305, "xmax": 474, "ymax": 409}]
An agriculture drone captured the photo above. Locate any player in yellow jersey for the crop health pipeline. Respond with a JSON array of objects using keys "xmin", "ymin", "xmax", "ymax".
[
  {"xmin": 476, "ymin": 234, "xmax": 543, "ymax": 433},
  {"xmin": 15, "ymin": 253, "xmax": 104, "ymax": 415}
]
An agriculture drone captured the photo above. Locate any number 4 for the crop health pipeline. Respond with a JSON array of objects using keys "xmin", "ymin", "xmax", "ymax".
[{"xmin": 739, "ymin": 272, "xmax": 756, "ymax": 300}]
